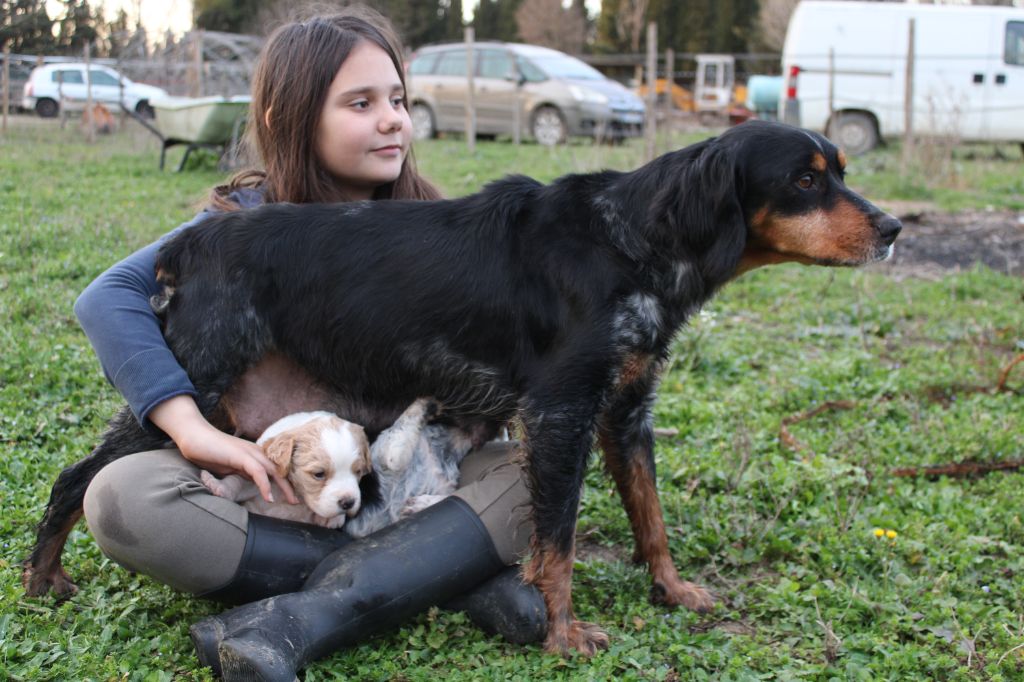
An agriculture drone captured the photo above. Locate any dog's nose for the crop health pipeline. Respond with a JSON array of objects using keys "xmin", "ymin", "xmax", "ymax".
[
  {"xmin": 339, "ymin": 497, "xmax": 356, "ymax": 511},
  {"xmin": 875, "ymin": 214, "xmax": 902, "ymax": 246}
]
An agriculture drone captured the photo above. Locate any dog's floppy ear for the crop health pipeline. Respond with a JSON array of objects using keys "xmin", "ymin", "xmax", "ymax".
[
  {"xmin": 350, "ymin": 424, "xmax": 372, "ymax": 475},
  {"xmin": 652, "ymin": 141, "xmax": 747, "ymax": 284},
  {"xmin": 262, "ymin": 435, "xmax": 296, "ymax": 478}
]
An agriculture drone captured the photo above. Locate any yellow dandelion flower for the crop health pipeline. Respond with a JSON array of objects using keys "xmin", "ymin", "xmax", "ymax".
[
  {"xmin": 886, "ymin": 529, "xmax": 898, "ymax": 539},
  {"xmin": 873, "ymin": 528, "xmax": 885, "ymax": 537}
]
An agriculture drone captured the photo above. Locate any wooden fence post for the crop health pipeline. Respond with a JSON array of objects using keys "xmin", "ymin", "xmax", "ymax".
[
  {"xmin": 85, "ymin": 41, "xmax": 95, "ymax": 143},
  {"xmin": 2, "ymin": 42, "xmax": 9, "ymax": 135},
  {"xmin": 464, "ymin": 27, "xmax": 475, "ymax": 152},
  {"xmin": 643, "ymin": 22, "xmax": 657, "ymax": 163},
  {"xmin": 191, "ymin": 30, "xmax": 204, "ymax": 98},
  {"xmin": 902, "ymin": 18, "xmax": 916, "ymax": 171}
]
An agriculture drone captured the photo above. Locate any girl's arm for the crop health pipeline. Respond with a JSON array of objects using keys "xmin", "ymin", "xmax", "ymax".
[{"xmin": 75, "ymin": 207, "xmax": 295, "ymax": 503}]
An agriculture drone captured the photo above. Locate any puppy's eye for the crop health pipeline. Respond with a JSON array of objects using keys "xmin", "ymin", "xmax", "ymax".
[
  {"xmin": 312, "ymin": 470, "xmax": 326, "ymax": 480},
  {"xmin": 796, "ymin": 173, "xmax": 815, "ymax": 190}
]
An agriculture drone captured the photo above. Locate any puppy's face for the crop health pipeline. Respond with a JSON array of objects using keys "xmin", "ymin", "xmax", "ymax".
[
  {"xmin": 262, "ymin": 416, "xmax": 372, "ymax": 523},
  {"xmin": 728, "ymin": 121, "xmax": 901, "ymax": 272}
]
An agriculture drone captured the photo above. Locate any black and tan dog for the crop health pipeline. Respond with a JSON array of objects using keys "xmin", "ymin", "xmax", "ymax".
[{"xmin": 24, "ymin": 120, "xmax": 899, "ymax": 655}]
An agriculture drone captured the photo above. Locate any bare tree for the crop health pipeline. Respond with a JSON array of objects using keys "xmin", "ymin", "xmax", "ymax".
[
  {"xmin": 615, "ymin": 0, "xmax": 648, "ymax": 52},
  {"xmin": 614, "ymin": 0, "xmax": 647, "ymax": 84},
  {"xmin": 515, "ymin": 0, "xmax": 585, "ymax": 54},
  {"xmin": 757, "ymin": 0, "xmax": 799, "ymax": 52}
]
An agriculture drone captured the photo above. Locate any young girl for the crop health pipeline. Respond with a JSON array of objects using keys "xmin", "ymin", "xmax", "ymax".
[{"xmin": 77, "ymin": 8, "xmax": 544, "ymax": 677}]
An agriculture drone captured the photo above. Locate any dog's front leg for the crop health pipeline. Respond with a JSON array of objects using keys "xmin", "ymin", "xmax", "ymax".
[
  {"xmin": 597, "ymin": 363, "xmax": 714, "ymax": 613},
  {"xmin": 520, "ymin": 390, "xmax": 610, "ymax": 657}
]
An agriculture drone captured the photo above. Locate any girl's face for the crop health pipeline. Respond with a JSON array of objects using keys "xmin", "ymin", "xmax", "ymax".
[{"xmin": 316, "ymin": 41, "xmax": 412, "ymax": 200}]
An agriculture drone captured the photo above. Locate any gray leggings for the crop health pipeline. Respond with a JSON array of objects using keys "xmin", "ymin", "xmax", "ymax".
[{"xmin": 82, "ymin": 441, "xmax": 532, "ymax": 595}]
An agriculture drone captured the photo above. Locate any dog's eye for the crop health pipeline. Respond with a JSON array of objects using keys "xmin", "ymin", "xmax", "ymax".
[
  {"xmin": 796, "ymin": 173, "xmax": 815, "ymax": 190},
  {"xmin": 312, "ymin": 470, "xmax": 326, "ymax": 480}
]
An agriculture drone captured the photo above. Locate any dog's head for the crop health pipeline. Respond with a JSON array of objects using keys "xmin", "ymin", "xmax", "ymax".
[
  {"xmin": 654, "ymin": 120, "xmax": 901, "ymax": 282},
  {"xmin": 260, "ymin": 413, "xmax": 372, "ymax": 524}
]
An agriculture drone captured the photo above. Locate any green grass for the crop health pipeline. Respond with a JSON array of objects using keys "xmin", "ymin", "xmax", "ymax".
[{"xmin": 2, "ymin": 117, "xmax": 1023, "ymax": 680}]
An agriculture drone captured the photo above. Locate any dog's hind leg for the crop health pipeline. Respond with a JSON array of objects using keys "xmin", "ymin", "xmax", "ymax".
[
  {"xmin": 597, "ymin": 367, "xmax": 713, "ymax": 613},
  {"xmin": 519, "ymin": 381, "xmax": 611, "ymax": 657},
  {"xmin": 22, "ymin": 405, "xmax": 168, "ymax": 597}
]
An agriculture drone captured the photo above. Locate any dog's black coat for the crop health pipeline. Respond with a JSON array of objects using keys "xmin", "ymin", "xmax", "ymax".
[{"xmin": 25, "ymin": 122, "xmax": 899, "ymax": 648}]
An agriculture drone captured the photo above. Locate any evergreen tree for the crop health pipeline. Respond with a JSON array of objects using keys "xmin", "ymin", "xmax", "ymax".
[
  {"xmin": 473, "ymin": 0, "xmax": 521, "ymax": 42},
  {"xmin": 56, "ymin": 0, "xmax": 100, "ymax": 54},
  {"xmin": 195, "ymin": 0, "xmax": 272, "ymax": 34},
  {"xmin": 0, "ymin": 0, "xmax": 57, "ymax": 53}
]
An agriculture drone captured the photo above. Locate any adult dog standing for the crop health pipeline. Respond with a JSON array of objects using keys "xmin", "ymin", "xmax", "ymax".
[{"xmin": 25, "ymin": 121, "xmax": 900, "ymax": 661}]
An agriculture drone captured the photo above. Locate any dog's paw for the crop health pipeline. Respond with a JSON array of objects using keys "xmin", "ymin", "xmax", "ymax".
[
  {"xmin": 22, "ymin": 562, "xmax": 79, "ymax": 598},
  {"xmin": 544, "ymin": 620, "xmax": 609, "ymax": 657},
  {"xmin": 200, "ymin": 470, "xmax": 229, "ymax": 498},
  {"xmin": 651, "ymin": 577, "xmax": 714, "ymax": 613},
  {"xmin": 400, "ymin": 495, "xmax": 447, "ymax": 517}
]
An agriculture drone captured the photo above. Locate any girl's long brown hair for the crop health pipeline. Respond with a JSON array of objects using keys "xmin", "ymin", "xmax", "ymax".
[{"xmin": 210, "ymin": 6, "xmax": 440, "ymax": 210}]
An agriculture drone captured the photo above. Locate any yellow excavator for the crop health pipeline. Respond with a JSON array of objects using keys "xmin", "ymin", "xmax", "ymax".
[{"xmin": 637, "ymin": 54, "xmax": 748, "ymax": 120}]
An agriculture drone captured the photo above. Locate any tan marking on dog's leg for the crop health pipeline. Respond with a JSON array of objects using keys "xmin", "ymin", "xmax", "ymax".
[
  {"xmin": 600, "ymin": 437, "xmax": 713, "ymax": 613},
  {"xmin": 524, "ymin": 540, "xmax": 609, "ymax": 656}
]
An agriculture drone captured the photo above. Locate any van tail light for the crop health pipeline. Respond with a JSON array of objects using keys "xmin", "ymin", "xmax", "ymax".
[
  {"xmin": 785, "ymin": 65, "xmax": 800, "ymax": 100},
  {"xmin": 25, "ymin": 82, "xmax": 33, "ymax": 97}
]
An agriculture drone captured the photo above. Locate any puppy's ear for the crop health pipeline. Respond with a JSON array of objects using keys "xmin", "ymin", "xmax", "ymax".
[
  {"xmin": 351, "ymin": 424, "xmax": 372, "ymax": 475},
  {"xmin": 653, "ymin": 142, "xmax": 746, "ymax": 284},
  {"xmin": 262, "ymin": 435, "xmax": 295, "ymax": 478}
]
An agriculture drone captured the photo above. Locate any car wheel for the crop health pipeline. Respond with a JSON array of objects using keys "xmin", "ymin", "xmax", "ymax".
[
  {"xmin": 136, "ymin": 101, "xmax": 155, "ymax": 119},
  {"xmin": 411, "ymin": 103, "xmax": 435, "ymax": 141},
  {"xmin": 827, "ymin": 112, "xmax": 879, "ymax": 155},
  {"xmin": 35, "ymin": 98, "xmax": 59, "ymax": 118},
  {"xmin": 531, "ymin": 106, "xmax": 566, "ymax": 146}
]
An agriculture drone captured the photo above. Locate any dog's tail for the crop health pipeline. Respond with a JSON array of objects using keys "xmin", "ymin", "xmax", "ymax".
[{"xmin": 22, "ymin": 405, "xmax": 170, "ymax": 597}]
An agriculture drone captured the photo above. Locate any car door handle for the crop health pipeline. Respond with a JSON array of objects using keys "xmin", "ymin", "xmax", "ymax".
[
  {"xmin": 995, "ymin": 74, "xmax": 1006, "ymax": 85},
  {"xmin": 972, "ymin": 73, "xmax": 984, "ymax": 84}
]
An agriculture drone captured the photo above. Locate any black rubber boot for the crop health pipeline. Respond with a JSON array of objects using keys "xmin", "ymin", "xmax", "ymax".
[
  {"xmin": 209, "ymin": 497, "xmax": 505, "ymax": 681},
  {"xmin": 191, "ymin": 513, "xmax": 352, "ymax": 674},
  {"xmin": 443, "ymin": 565, "xmax": 547, "ymax": 644},
  {"xmin": 191, "ymin": 515, "xmax": 547, "ymax": 677}
]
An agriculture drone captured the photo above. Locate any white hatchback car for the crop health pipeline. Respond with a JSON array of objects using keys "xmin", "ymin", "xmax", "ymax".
[{"xmin": 22, "ymin": 62, "xmax": 168, "ymax": 119}]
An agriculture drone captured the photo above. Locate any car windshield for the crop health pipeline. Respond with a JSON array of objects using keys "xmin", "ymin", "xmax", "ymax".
[{"xmin": 528, "ymin": 54, "xmax": 604, "ymax": 81}]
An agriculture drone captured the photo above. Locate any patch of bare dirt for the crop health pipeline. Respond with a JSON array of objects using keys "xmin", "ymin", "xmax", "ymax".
[{"xmin": 866, "ymin": 207, "xmax": 1024, "ymax": 279}]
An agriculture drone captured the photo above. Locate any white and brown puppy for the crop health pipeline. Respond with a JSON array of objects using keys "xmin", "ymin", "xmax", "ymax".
[{"xmin": 201, "ymin": 411, "xmax": 371, "ymax": 529}]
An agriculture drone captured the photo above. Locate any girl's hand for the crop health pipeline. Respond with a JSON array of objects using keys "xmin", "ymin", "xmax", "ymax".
[{"xmin": 148, "ymin": 395, "xmax": 298, "ymax": 505}]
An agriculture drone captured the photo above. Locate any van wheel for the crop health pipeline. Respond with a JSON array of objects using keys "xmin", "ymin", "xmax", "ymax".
[
  {"xmin": 36, "ymin": 98, "xmax": 59, "ymax": 118},
  {"xmin": 411, "ymin": 103, "xmax": 435, "ymax": 141},
  {"xmin": 828, "ymin": 112, "xmax": 878, "ymax": 155},
  {"xmin": 531, "ymin": 106, "xmax": 566, "ymax": 146}
]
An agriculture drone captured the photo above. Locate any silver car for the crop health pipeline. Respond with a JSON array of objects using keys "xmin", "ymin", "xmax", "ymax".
[{"xmin": 407, "ymin": 42, "xmax": 645, "ymax": 145}]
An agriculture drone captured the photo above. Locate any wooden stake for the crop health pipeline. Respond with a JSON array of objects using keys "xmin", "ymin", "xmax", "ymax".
[
  {"xmin": 902, "ymin": 18, "xmax": 916, "ymax": 171},
  {"xmin": 464, "ymin": 26, "xmax": 475, "ymax": 153},
  {"xmin": 643, "ymin": 22, "xmax": 657, "ymax": 163},
  {"xmin": 85, "ymin": 42, "xmax": 95, "ymax": 143},
  {"xmin": 2, "ymin": 42, "xmax": 9, "ymax": 134}
]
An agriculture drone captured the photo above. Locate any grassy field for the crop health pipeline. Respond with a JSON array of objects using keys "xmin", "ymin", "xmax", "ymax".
[{"xmin": 1, "ymin": 116, "xmax": 1022, "ymax": 681}]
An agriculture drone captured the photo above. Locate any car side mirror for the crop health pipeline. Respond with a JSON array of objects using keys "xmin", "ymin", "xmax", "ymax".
[{"xmin": 506, "ymin": 71, "xmax": 526, "ymax": 87}]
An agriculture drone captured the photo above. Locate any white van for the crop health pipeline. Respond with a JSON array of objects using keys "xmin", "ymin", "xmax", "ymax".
[{"xmin": 780, "ymin": 1, "xmax": 1024, "ymax": 153}]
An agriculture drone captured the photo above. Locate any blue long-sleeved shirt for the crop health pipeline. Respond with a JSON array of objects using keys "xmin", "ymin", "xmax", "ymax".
[{"xmin": 74, "ymin": 187, "xmax": 265, "ymax": 428}]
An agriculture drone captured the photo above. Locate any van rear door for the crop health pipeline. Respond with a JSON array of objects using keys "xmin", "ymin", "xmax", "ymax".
[{"xmin": 990, "ymin": 19, "xmax": 1024, "ymax": 140}]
